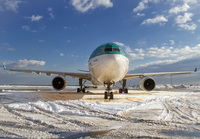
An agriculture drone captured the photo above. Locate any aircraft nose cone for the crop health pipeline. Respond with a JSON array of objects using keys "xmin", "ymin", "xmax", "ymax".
[
  {"xmin": 89, "ymin": 54, "xmax": 129, "ymax": 85},
  {"xmin": 101, "ymin": 55, "xmax": 128, "ymax": 83},
  {"xmin": 105, "ymin": 55, "xmax": 119, "ymax": 69}
]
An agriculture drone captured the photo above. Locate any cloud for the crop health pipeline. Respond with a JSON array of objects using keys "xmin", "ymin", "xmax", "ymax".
[
  {"xmin": 64, "ymin": 26, "xmax": 68, "ymax": 30},
  {"xmin": 178, "ymin": 22, "xmax": 197, "ymax": 31},
  {"xmin": 133, "ymin": 0, "xmax": 160, "ymax": 13},
  {"xmin": 71, "ymin": 54, "xmax": 79, "ymax": 58},
  {"xmin": 21, "ymin": 25, "xmax": 30, "ymax": 31},
  {"xmin": 133, "ymin": 0, "xmax": 148, "ymax": 13},
  {"xmin": 133, "ymin": 59, "xmax": 179, "ymax": 71},
  {"xmin": 114, "ymin": 42, "xmax": 125, "ymax": 47},
  {"xmin": 26, "ymin": 15, "xmax": 43, "ymax": 22},
  {"xmin": 175, "ymin": 12, "xmax": 193, "ymax": 24},
  {"xmin": 174, "ymin": 12, "xmax": 196, "ymax": 31},
  {"xmin": 114, "ymin": 42, "xmax": 145, "ymax": 60},
  {"xmin": 71, "ymin": 0, "xmax": 113, "ymax": 13},
  {"xmin": 146, "ymin": 44, "xmax": 200, "ymax": 60},
  {"xmin": 183, "ymin": 0, "xmax": 197, "ymax": 4},
  {"xmin": 130, "ymin": 57, "xmax": 200, "ymax": 75},
  {"xmin": 0, "ymin": 0, "xmax": 22, "ymax": 13},
  {"xmin": 39, "ymin": 40, "xmax": 45, "ymax": 43},
  {"xmin": 141, "ymin": 15, "xmax": 168, "ymax": 25},
  {"xmin": 168, "ymin": 0, "xmax": 197, "ymax": 5},
  {"xmin": 60, "ymin": 53, "xmax": 64, "ymax": 56},
  {"xmin": 0, "ymin": 42, "xmax": 15, "ymax": 51},
  {"xmin": 115, "ymin": 42, "xmax": 200, "ymax": 67},
  {"xmin": 48, "ymin": 7, "xmax": 55, "ymax": 19},
  {"xmin": 169, "ymin": 1, "xmax": 198, "ymax": 31},
  {"xmin": 169, "ymin": 3, "xmax": 190, "ymax": 14},
  {"xmin": 133, "ymin": 0, "xmax": 198, "ymax": 32},
  {"xmin": 21, "ymin": 25, "xmax": 37, "ymax": 32},
  {"xmin": 136, "ymin": 13, "xmax": 145, "ymax": 17},
  {"xmin": 66, "ymin": 40, "xmax": 71, "ymax": 43},
  {"xmin": 1, "ymin": 59, "xmax": 46, "ymax": 68},
  {"xmin": 169, "ymin": 40, "xmax": 175, "ymax": 45},
  {"xmin": 129, "ymin": 44, "xmax": 200, "ymax": 73},
  {"xmin": 146, "ymin": 46, "xmax": 175, "ymax": 58},
  {"xmin": 7, "ymin": 47, "xmax": 15, "ymax": 51}
]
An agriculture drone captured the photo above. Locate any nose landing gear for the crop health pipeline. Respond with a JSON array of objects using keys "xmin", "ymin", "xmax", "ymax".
[{"xmin": 104, "ymin": 82, "xmax": 114, "ymax": 99}]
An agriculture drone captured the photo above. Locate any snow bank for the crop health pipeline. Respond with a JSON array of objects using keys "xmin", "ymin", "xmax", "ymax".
[{"xmin": 8, "ymin": 91, "xmax": 194, "ymax": 118}]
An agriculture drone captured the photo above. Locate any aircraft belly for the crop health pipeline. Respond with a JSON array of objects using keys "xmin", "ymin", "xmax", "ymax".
[{"xmin": 89, "ymin": 54, "xmax": 129, "ymax": 85}]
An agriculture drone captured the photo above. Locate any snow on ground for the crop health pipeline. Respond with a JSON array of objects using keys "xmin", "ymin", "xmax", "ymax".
[{"xmin": 0, "ymin": 85, "xmax": 200, "ymax": 138}]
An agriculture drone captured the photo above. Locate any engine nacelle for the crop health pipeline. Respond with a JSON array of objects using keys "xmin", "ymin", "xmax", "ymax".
[
  {"xmin": 140, "ymin": 77, "xmax": 156, "ymax": 91},
  {"xmin": 52, "ymin": 76, "xmax": 67, "ymax": 90}
]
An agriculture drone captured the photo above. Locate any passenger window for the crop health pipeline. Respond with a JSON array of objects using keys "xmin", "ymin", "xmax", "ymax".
[{"xmin": 105, "ymin": 47, "xmax": 112, "ymax": 52}]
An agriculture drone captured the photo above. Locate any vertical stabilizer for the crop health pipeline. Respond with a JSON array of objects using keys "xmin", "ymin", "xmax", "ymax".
[{"xmin": 3, "ymin": 65, "xmax": 6, "ymax": 70}]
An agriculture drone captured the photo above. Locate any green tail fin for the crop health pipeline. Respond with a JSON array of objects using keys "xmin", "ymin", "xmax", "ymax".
[
  {"xmin": 194, "ymin": 68, "xmax": 197, "ymax": 72},
  {"xmin": 3, "ymin": 65, "xmax": 6, "ymax": 70}
]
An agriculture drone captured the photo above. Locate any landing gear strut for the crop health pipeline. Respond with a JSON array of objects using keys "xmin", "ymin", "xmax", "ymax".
[
  {"xmin": 104, "ymin": 82, "xmax": 114, "ymax": 99},
  {"xmin": 77, "ymin": 78, "xmax": 86, "ymax": 93},
  {"xmin": 119, "ymin": 79, "xmax": 128, "ymax": 94}
]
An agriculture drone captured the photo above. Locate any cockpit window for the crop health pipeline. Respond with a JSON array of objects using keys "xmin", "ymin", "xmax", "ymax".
[
  {"xmin": 104, "ymin": 47, "xmax": 120, "ymax": 52},
  {"xmin": 97, "ymin": 47, "xmax": 104, "ymax": 54},
  {"xmin": 113, "ymin": 48, "xmax": 120, "ymax": 52},
  {"xmin": 90, "ymin": 43, "xmax": 128, "ymax": 59},
  {"xmin": 119, "ymin": 48, "xmax": 125, "ymax": 55},
  {"xmin": 105, "ymin": 47, "xmax": 112, "ymax": 52}
]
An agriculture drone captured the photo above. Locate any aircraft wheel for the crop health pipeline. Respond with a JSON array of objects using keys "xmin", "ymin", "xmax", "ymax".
[
  {"xmin": 77, "ymin": 88, "xmax": 81, "ymax": 93},
  {"xmin": 119, "ymin": 89, "xmax": 122, "ymax": 93},
  {"xmin": 104, "ymin": 92, "xmax": 108, "ymax": 99},
  {"xmin": 82, "ymin": 88, "xmax": 86, "ymax": 93},
  {"xmin": 124, "ymin": 88, "xmax": 128, "ymax": 93},
  {"xmin": 110, "ymin": 92, "xmax": 113, "ymax": 99}
]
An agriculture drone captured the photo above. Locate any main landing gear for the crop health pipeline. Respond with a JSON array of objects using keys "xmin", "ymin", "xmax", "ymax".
[
  {"xmin": 77, "ymin": 78, "xmax": 86, "ymax": 93},
  {"xmin": 119, "ymin": 79, "xmax": 128, "ymax": 94},
  {"xmin": 104, "ymin": 82, "xmax": 114, "ymax": 99}
]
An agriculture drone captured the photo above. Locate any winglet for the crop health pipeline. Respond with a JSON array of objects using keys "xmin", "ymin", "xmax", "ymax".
[
  {"xmin": 3, "ymin": 65, "xmax": 6, "ymax": 70},
  {"xmin": 194, "ymin": 68, "xmax": 197, "ymax": 72}
]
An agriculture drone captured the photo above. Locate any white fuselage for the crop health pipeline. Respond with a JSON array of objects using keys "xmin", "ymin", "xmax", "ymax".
[{"xmin": 88, "ymin": 54, "xmax": 129, "ymax": 85}]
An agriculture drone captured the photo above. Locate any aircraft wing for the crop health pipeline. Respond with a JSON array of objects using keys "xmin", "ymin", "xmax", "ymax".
[
  {"xmin": 124, "ymin": 68, "xmax": 198, "ymax": 80},
  {"xmin": 3, "ymin": 65, "xmax": 91, "ymax": 81}
]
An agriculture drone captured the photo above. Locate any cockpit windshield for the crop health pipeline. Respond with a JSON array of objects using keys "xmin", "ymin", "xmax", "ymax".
[
  {"xmin": 104, "ymin": 47, "xmax": 120, "ymax": 52},
  {"xmin": 104, "ymin": 47, "xmax": 112, "ymax": 52},
  {"xmin": 113, "ymin": 48, "xmax": 120, "ymax": 52},
  {"xmin": 89, "ymin": 43, "xmax": 128, "ymax": 59}
]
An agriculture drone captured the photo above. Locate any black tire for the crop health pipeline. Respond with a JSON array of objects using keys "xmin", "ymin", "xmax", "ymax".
[
  {"xmin": 82, "ymin": 88, "xmax": 86, "ymax": 93},
  {"xmin": 110, "ymin": 92, "xmax": 113, "ymax": 99},
  {"xmin": 77, "ymin": 88, "xmax": 80, "ymax": 93},
  {"xmin": 119, "ymin": 89, "xmax": 122, "ymax": 93},
  {"xmin": 125, "ymin": 88, "xmax": 128, "ymax": 93},
  {"xmin": 104, "ymin": 92, "xmax": 108, "ymax": 99}
]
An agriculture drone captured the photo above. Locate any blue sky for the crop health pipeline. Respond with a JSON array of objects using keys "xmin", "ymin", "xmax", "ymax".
[{"xmin": 1, "ymin": 0, "xmax": 200, "ymax": 85}]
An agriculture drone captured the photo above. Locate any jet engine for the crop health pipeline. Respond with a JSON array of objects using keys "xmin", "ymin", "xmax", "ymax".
[
  {"xmin": 52, "ymin": 76, "xmax": 67, "ymax": 90},
  {"xmin": 140, "ymin": 77, "xmax": 155, "ymax": 91}
]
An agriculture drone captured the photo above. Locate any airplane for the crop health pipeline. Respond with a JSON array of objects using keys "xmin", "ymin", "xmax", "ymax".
[{"xmin": 3, "ymin": 43, "xmax": 198, "ymax": 99}]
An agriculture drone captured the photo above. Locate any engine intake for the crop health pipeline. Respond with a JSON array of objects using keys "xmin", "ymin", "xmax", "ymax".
[
  {"xmin": 52, "ymin": 76, "xmax": 67, "ymax": 90},
  {"xmin": 140, "ymin": 77, "xmax": 155, "ymax": 91}
]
